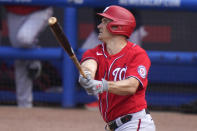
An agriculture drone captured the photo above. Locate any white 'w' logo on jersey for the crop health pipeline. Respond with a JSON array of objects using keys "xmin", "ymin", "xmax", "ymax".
[{"xmin": 112, "ymin": 67, "xmax": 127, "ymax": 81}]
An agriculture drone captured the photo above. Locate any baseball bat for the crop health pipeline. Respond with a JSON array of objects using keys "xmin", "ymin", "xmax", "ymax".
[{"xmin": 48, "ymin": 17, "xmax": 86, "ymax": 78}]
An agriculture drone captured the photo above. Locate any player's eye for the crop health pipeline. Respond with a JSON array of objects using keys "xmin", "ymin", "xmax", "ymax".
[{"xmin": 102, "ymin": 18, "xmax": 111, "ymax": 24}]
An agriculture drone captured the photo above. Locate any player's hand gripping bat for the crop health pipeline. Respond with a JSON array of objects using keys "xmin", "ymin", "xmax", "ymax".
[{"xmin": 48, "ymin": 17, "xmax": 86, "ymax": 78}]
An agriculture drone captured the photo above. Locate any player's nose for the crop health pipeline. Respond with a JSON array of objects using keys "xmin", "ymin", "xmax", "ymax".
[{"xmin": 97, "ymin": 22, "xmax": 103, "ymax": 29}]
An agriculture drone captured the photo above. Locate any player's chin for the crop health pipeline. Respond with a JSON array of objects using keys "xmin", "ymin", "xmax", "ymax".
[{"xmin": 98, "ymin": 37, "xmax": 105, "ymax": 43}]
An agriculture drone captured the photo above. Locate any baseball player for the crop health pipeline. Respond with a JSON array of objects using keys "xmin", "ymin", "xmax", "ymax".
[
  {"xmin": 4, "ymin": 5, "xmax": 53, "ymax": 108},
  {"xmin": 79, "ymin": 5, "xmax": 156, "ymax": 131}
]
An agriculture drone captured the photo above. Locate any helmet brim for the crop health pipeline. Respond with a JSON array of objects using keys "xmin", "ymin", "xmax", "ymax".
[{"xmin": 97, "ymin": 13, "xmax": 115, "ymax": 21}]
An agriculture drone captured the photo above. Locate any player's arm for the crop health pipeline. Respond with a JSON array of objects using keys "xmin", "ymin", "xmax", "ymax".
[
  {"xmin": 79, "ymin": 63, "xmax": 140, "ymax": 95},
  {"xmin": 81, "ymin": 59, "xmax": 97, "ymax": 79},
  {"xmin": 107, "ymin": 77, "xmax": 140, "ymax": 95}
]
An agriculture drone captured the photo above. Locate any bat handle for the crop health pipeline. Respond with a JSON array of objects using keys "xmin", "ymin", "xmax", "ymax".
[
  {"xmin": 70, "ymin": 55, "xmax": 87, "ymax": 79},
  {"xmin": 79, "ymin": 69, "xmax": 87, "ymax": 78}
]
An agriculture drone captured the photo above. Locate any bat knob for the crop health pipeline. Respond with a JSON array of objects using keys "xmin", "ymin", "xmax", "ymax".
[{"xmin": 48, "ymin": 17, "xmax": 57, "ymax": 25}]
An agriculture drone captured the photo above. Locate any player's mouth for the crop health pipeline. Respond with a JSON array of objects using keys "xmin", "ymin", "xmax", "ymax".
[
  {"xmin": 98, "ymin": 30, "xmax": 103, "ymax": 34},
  {"xmin": 98, "ymin": 31, "xmax": 102, "ymax": 39}
]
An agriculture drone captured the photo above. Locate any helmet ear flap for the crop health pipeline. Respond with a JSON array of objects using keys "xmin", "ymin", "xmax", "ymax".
[{"xmin": 107, "ymin": 21, "xmax": 135, "ymax": 38}]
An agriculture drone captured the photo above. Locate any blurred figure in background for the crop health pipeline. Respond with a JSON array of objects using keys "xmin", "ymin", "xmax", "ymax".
[
  {"xmin": 81, "ymin": 8, "xmax": 147, "ymax": 110},
  {"xmin": 4, "ymin": 5, "xmax": 53, "ymax": 108},
  {"xmin": 0, "ymin": 7, "xmax": 2, "ymax": 45}
]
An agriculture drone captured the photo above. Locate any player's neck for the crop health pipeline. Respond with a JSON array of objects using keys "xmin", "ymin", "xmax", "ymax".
[{"xmin": 106, "ymin": 37, "xmax": 127, "ymax": 55}]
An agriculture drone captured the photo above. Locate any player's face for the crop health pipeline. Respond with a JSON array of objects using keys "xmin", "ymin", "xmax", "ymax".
[{"xmin": 97, "ymin": 17, "xmax": 113, "ymax": 42}]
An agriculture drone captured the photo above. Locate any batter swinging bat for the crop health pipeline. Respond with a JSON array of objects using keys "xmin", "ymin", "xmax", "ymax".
[{"xmin": 48, "ymin": 17, "xmax": 86, "ymax": 78}]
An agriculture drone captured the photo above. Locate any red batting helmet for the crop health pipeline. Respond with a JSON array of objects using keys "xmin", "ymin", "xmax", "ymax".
[{"xmin": 97, "ymin": 5, "xmax": 136, "ymax": 38}]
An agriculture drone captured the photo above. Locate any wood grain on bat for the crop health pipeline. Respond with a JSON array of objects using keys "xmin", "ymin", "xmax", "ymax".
[
  {"xmin": 48, "ymin": 17, "xmax": 74, "ymax": 57},
  {"xmin": 48, "ymin": 17, "xmax": 86, "ymax": 78}
]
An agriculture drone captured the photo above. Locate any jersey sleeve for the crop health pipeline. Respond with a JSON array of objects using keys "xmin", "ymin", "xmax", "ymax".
[
  {"xmin": 126, "ymin": 50, "xmax": 151, "ymax": 88},
  {"xmin": 80, "ymin": 48, "xmax": 98, "ymax": 64}
]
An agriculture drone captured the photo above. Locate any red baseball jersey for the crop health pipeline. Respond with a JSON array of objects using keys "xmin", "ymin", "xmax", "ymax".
[{"xmin": 81, "ymin": 41, "xmax": 151, "ymax": 122}]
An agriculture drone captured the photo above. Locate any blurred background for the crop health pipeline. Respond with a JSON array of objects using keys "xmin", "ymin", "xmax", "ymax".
[{"xmin": 0, "ymin": 0, "xmax": 197, "ymax": 113}]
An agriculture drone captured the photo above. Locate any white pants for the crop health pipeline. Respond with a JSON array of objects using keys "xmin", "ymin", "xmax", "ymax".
[
  {"xmin": 116, "ymin": 114, "xmax": 155, "ymax": 131},
  {"xmin": 107, "ymin": 109, "xmax": 156, "ymax": 131},
  {"xmin": 7, "ymin": 7, "xmax": 53, "ymax": 107}
]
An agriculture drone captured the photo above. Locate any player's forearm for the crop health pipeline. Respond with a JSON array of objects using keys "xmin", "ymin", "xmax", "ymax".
[
  {"xmin": 81, "ymin": 59, "xmax": 97, "ymax": 79},
  {"xmin": 107, "ymin": 78, "xmax": 139, "ymax": 95}
]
